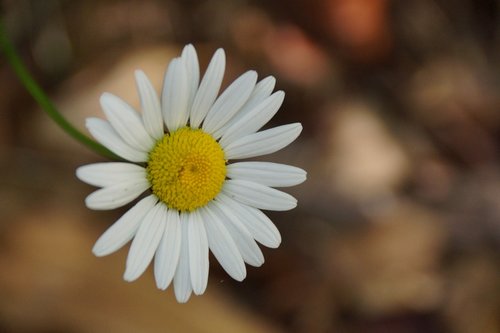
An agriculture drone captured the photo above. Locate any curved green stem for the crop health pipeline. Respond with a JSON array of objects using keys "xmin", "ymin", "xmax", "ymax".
[{"xmin": 0, "ymin": 21, "xmax": 118, "ymax": 160}]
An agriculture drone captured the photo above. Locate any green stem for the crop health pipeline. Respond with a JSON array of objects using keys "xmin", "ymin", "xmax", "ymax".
[{"xmin": 0, "ymin": 21, "xmax": 118, "ymax": 160}]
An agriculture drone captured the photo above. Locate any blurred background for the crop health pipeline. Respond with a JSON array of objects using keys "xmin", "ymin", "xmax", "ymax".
[{"xmin": 1, "ymin": 0, "xmax": 499, "ymax": 332}]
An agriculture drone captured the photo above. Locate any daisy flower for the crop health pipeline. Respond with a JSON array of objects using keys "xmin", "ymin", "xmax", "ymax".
[{"xmin": 76, "ymin": 44, "xmax": 306, "ymax": 303}]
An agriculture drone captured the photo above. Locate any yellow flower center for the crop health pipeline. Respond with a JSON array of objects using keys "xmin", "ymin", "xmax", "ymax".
[{"xmin": 147, "ymin": 127, "xmax": 226, "ymax": 212}]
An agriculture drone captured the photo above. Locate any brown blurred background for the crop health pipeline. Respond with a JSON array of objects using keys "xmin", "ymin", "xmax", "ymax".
[{"xmin": 1, "ymin": 0, "xmax": 499, "ymax": 332}]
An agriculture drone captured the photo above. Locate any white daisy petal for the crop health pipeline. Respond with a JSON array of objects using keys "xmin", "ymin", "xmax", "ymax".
[
  {"xmin": 92, "ymin": 195, "xmax": 158, "ymax": 256},
  {"xmin": 124, "ymin": 203, "xmax": 167, "ymax": 282},
  {"xmin": 100, "ymin": 93, "xmax": 155, "ymax": 151},
  {"xmin": 174, "ymin": 213, "xmax": 193, "ymax": 303},
  {"xmin": 181, "ymin": 44, "xmax": 200, "ymax": 109},
  {"xmin": 85, "ymin": 179, "xmax": 150, "ymax": 210},
  {"xmin": 224, "ymin": 123, "xmax": 302, "ymax": 160},
  {"xmin": 162, "ymin": 58, "xmax": 189, "ymax": 132},
  {"xmin": 217, "ymin": 193, "xmax": 281, "ymax": 248},
  {"xmin": 200, "ymin": 206, "xmax": 246, "ymax": 281},
  {"xmin": 210, "ymin": 201, "xmax": 264, "ymax": 267},
  {"xmin": 86, "ymin": 118, "xmax": 148, "ymax": 162},
  {"xmin": 241, "ymin": 75, "xmax": 277, "ymax": 113},
  {"xmin": 219, "ymin": 91, "xmax": 285, "ymax": 146},
  {"xmin": 226, "ymin": 162, "xmax": 306, "ymax": 187},
  {"xmin": 222, "ymin": 179, "xmax": 297, "ymax": 211},
  {"xmin": 135, "ymin": 70, "xmax": 164, "ymax": 140},
  {"xmin": 187, "ymin": 210, "xmax": 209, "ymax": 295},
  {"xmin": 213, "ymin": 76, "xmax": 276, "ymax": 139},
  {"xmin": 76, "ymin": 162, "xmax": 146, "ymax": 188},
  {"xmin": 190, "ymin": 48, "xmax": 225, "ymax": 128},
  {"xmin": 202, "ymin": 70, "xmax": 258, "ymax": 136},
  {"xmin": 154, "ymin": 207, "xmax": 181, "ymax": 290}
]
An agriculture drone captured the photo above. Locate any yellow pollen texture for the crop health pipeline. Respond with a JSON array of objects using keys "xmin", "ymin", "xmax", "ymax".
[{"xmin": 147, "ymin": 127, "xmax": 226, "ymax": 212}]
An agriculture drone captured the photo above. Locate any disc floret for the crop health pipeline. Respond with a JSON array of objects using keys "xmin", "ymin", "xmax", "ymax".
[{"xmin": 147, "ymin": 127, "xmax": 226, "ymax": 212}]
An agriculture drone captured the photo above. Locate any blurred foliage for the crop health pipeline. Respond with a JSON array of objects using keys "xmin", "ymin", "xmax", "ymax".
[{"xmin": 0, "ymin": 0, "xmax": 499, "ymax": 332}]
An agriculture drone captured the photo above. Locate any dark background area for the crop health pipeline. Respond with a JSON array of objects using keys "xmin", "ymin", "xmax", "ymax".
[{"xmin": 0, "ymin": 0, "xmax": 499, "ymax": 332}]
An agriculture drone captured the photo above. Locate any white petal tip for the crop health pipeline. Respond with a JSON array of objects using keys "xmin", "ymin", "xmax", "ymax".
[
  {"xmin": 192, "ymin": 279, "xmax": 208, "ymax": 296},
  {"xmin": 234, "ymin": 272, "xmax": 246, "ymax": 282},
  {"xmin": 247, "ymin": 256, "xmax": 265, "ymax": 268},
  {"xmin": 193, "ymin": 289, "xmax": 206, "ymax": 296},
  {"xmin": 85, "ymin": 117, "xmax": 100, "ymax": 128},
  {"xmin": 264, "ymin": 76, "xmax": 276, "ymax": 85},
  {"xmin": 91, "ymin": 245, "xmax": 107, "ymax": 257},
  {"xmin": 156, "ymin": 283, "xmax": 168, "ymax": 291},
  {"xmin": 182, "ymin": 44, "xmax": 195, "ymax": 52},
  {"xmin": 175, "ymin": 292, "xmax": 192, "ymax": 303},
  {"xmin": 241, "ymin": 70, "xmax": 258, "ymax": 85},
  {"xmin": 274, "ymin": 200, "xmax": 297, "ymax": 211},
  {"xmin": 210, "ymin": 49, "xmax": 226, "ymax": 67},
  {"xmin": 247, "ymin": 70, "xmax": 258, "ymax": 78},
  {"xmin": 123, "ymin": 270, "xmax": 139, "ymax": 282},
  {"xmin": 84, "ymin": 197, "xmax": 96, "ymax": 209},
  {"xmin": 134, "ymin": 69, "xmax": 145, "ymax": 79},
  {"xmin": 270, "ymin": 234, "xmax": 282, "ymax": 248},
  {"xmin": 99, "ymin": 92, "xmax": 114, "ymax": 104},
  {"xmin": 75, "ymin": 167, "xmax": 86, "ymax": 181},
  {"xmin": 299, "ymin": 172, "xmax": 307, "ymax": 184},
  {"xmin": 214, "ymin": 48, "xmax": 225, "ymax": 56},
  {"xmin": 84, "ymin": 197, "xmax": 117, "ymax": 211}
]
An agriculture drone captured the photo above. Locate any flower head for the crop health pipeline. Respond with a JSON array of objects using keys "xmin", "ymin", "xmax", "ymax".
[{"xmin": 76, "ymin": 44, "xmax": 306, "ymax": 302}]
